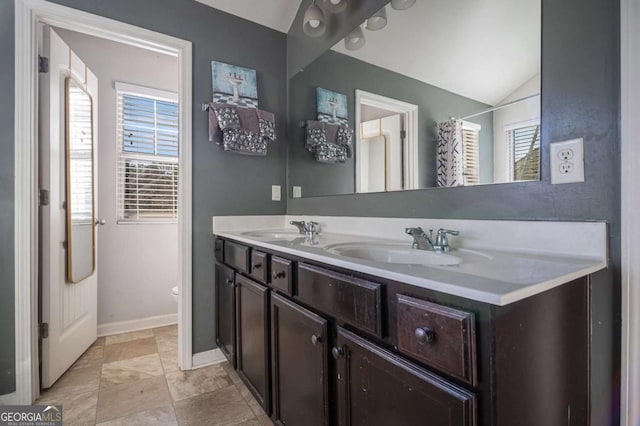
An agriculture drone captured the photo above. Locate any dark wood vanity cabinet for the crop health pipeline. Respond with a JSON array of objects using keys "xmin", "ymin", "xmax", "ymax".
[
  {"xmin": 214, "ymin": 262, "xmax": 235, "ymax": 366},
  {"xmin": 235, "ymin": 274, "xmax": 271, "ymax": 413},
  {"xmin": 271, "ymin": 293, "xmax": 329, "ymax": 426},
  {"xmin": 214, "ymin": 237, "xmax": 591, "ymax": 426},
  {"xmin": 334, "ymin": 327, "xmax": 477, "ymax": 426}
]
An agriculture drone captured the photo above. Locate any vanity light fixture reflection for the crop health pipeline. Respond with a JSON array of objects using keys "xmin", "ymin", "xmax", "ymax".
[
  {"xmin": 322, "ymin": 0, "xmax": 348, "ymax": 14},
  {"xmin": 303, "ymin": 0, "xmax": 326, "ymax": 37},
  {"xmin": 344, "ymin": 26, "xmax": 366, "ymax": 50},
  {"xmin": 390, "ymin": 0, "xmax": 416, "ymax": 11},
  {"xmin": 366, "ymin": 7, "xmax": 388, "ymax": 31}
]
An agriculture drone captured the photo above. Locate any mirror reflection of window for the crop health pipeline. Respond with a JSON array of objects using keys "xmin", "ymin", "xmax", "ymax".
[{"xmin": 65, "ymin": 77, "xmax": 95, "ymax": 283}]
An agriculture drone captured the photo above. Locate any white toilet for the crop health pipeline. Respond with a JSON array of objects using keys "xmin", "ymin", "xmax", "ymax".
[{"xmin": 171, "ymin": 285, "xmax": 179, "ymax": 304}]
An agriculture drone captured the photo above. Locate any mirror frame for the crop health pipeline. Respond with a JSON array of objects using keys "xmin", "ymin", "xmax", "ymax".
[{"xmin": 64, "ymin": 75, "xmax": 96, "ymax": 283}]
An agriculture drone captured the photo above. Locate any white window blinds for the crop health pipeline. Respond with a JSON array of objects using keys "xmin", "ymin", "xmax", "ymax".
[
  {"xmin": 461, "ymin": 121, "xmax": 481, "ymax": 186},
  {"xmin": 116, "ymin": 83, "xmax": 179, "ymax": 222},
  {"xmin": 507, "ymin": 121, "xmax": 540, "ymax": 182}
]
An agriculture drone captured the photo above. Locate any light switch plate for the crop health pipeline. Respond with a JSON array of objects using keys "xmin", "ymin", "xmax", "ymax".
[
  {"xmin": 550, "ymin": 138, "xmax": 585, "ymax": 184},
  {"xmin": 271, "ymin": 185, "xmax": 281, "ymax": 201},
  {"xmin": 293, "ymin": 186, "xmax": 302, "ymax": 198}
]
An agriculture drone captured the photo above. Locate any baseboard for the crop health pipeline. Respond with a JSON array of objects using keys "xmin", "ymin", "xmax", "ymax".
[
  {"xmin": 98, "ymin": 313, "xmax": 178, "ymax": 337},
  {"xmin": 192, "ymin": 349, "xmax": 226, "ymax": 369},
  {"xmin": 0, "ymin": 391, "xmax": 17, "ymax": 405}
]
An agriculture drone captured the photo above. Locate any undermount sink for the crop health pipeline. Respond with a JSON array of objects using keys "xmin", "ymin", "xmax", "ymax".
[
  {"xmin": 324, "ymin": 242, "xmax": 491, "ymax": 266},
  {"xmin": 240, "ymin": 229, "xmax": 302, "ymax": 241}
]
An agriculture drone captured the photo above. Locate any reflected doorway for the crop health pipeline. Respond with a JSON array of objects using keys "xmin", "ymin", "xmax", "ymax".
[{"xmin": 355, "ymin": 90, "xmax": 418, "ymax": 194}]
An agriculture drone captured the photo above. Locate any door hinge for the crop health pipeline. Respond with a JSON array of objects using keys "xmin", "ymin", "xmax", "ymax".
[
  {"xmin": 38, "ymin": 55, "xmax": 49, "ymax": 73},
  {"xmin": 62, "ymin": 240, "xmax": 67, "ymax": 250},
  {"xmin": 39, "ymin": 323, "xmax": 49, "ymax": 339},
  {"xmin": 39, "ymin": 189, "xmax": 49, "ymax": 206},
  {"xmin": 400, "ymin": 130, "xmax": 407, "ymax": 140}
]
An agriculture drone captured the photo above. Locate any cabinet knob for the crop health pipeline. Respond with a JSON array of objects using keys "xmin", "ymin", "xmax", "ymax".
[
  {"xmin": 311, "ymin": 334, "xmax": 322, "ymax": 346},
  {"xmin": 332, "ymin": 346, "xmax": 344, "ymax": 359},
  {"xmin": 415, "ymin": 327, "xmax": 435, "ymax": 344},
  {"xmin": 253, "ymin": 263, "xmax": 263, "ymax": 270},
  {"xmin": 273, "ymin": 271, "xmax": 286, "ymax": 279}
]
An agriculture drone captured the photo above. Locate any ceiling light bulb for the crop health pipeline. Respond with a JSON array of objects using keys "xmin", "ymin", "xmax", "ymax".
[
  {"xmin": 390, "ymin": 0, "xmax": 416, "ymax": 10},
  {"xmin": 303, "ymin": 3, "xmax": 326, "ymax": 37},
  {"xmin": 344, "ymin": 26, "xmax": 366, "ymax": 51},
  {"xmin": 366, "ymin": 7, "xmax": 387, "ymax": 31},
  {"xmin": 322, "ymin": 0, "xmax": 347, "ymax": 14}
]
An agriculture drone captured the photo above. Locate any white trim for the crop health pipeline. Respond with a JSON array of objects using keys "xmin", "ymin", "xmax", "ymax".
[
  {"xmin": 0, "ymin": 392, "xmax": 17, "ymax": 406},
  {"xmin": 14, "ymin": 0, "xmax": 193, "ymax": 404},
  {"xmin": 621, "ymin": 0, "xmax": 640, "ymax": 423},
  {"xmin": 355, "ymin": 90, "xmax": 419, "ymax": 192},
  {"xmin": 114, "ymin": 81, "xmax": 178, "ymax": 102},
  {"xmin": 97, "ymin": 314, "xmax": 178, "ymax": 337},
  {"xmin": 192, "ymin": 349, "xmax": 227, "ymax": 369}
]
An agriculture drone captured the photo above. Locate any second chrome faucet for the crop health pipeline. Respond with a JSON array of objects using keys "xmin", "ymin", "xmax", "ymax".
[{"xmin": 405, "ymin": 227, "xmax": 459, "ymax": 253}]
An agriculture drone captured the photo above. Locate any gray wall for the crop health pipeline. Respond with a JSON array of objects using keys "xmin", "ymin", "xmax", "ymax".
[
  {"xmin": 0, "ymin": 0, "xmax": 15, "ymax": 397},
  {"xmin": 287, "ymin": 0, "xmax": 621, "ymax": 424},
  {"xmin": 288, "ymin": 50, "xmax": 493, "ymax": 197},
  {"xmin": 0, "ymin": 0, "xmax": 288, "ymax": 394}
]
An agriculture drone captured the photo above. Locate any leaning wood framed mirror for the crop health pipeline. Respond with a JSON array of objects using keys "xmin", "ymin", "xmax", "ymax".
[{"xmin": 65, "ymin": 75, "xmax": 95, "ymax": 283}]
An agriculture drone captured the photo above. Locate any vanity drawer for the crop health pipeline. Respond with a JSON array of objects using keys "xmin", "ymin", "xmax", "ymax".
[
  {"xmin": 297, "ymin": 263, "xmax": 382, "ymax": 337},
  {"xmin": 270, "ymin": 256, "xmax": 293, "ymax": 296},
  {"xmin": 224, "ymin": 241, "xmax": 250, "ymax": 274},
  {"xmin": 250, "ymin": 251, "xmax": 269, "ymax": 284},
  {"xmin": 396, "ymin": 294, "xmax": 477, "ymax": 385}
]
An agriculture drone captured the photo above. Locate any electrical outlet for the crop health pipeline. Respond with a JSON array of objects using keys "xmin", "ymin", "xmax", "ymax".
[
  {"xmin": 558, "ymin": 149, "xmax": 574, "ymax": 161},
  {"xmin": 292, "ymin": 186, "xmax": 302, "ymax": 198},
  {"xmin": 550, "ymin": 138, "xmax": 584, "ymax": 184},
  {"xmin": 271, "ymin": 185, "xmax": 281, "ymax": 201}
]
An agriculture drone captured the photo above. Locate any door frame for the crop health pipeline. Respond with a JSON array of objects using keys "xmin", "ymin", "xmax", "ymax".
[
  {"xmin": 354, "ymin": 90, "xmax": 419, "ymax": 193},
  {"xmin": 13, "ymin": 0, "xmax": 193, "ymax": 404},
  {"xmin": 621, "ymin": 0, "xmax": 639, "ymax": 423}
]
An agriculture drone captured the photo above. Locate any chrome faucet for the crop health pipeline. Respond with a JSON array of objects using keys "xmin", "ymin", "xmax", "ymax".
[
  {"xmin": 405, "ymin": 227, "xmax": 435, "ymax": 251},
  {"xmin": 434, "ymin": 229, "xmax": 460, "ymax": 253},
  {"xmin": 405, "ymin": 227, "xmax": 459, "ymax": 253},
  {"xmin": 290, "ymin": 220, "xmax": 321, "ymax": 240},
  {"xmin": 290, "ymin": 220, "xmax": 308, "ymax": 234}
]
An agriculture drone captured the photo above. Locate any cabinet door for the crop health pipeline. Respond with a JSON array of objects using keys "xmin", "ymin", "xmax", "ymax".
[
  {"xmin": 236, "ymin": 274, "xmax": 270, "ymax": 413},
  {"xmin": 271, "ymin": 294, "xmax": 329, "ymax": 426},
  {"xmin": 215, "ymin": 262, "xmax": 235, "ymax": 366},
  {"xmin": 334, "ymin": 327, "xmax": 477, "ymax": 426}
]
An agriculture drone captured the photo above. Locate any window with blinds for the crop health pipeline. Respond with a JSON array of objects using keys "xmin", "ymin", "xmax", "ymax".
[
  {"xmin": 461, "ymin": 121, "xmax": 481, "ymax": 185},
  {"xmin": 116, "ymin": 83, "xmax": 179, "ymax": 223},
  {"xmin": 508, "ymin": 122, "xmax": 540, "ymax": 182}
]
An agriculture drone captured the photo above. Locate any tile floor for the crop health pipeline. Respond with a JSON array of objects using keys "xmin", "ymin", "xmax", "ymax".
[{"xmin": 36, "ymin": 325, "xmax": 272, "ymax": 426}]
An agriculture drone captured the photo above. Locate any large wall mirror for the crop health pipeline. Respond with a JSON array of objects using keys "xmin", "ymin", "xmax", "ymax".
[
  {"xmin": 288, "ymin": 0, "xmax": 541, "ymax": 198},
  {"xmin": 65, "ymin": 76, "xmax": 95, "ymax": 283}
]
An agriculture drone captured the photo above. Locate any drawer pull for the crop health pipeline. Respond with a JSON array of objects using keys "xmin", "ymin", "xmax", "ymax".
[
  {"xmin": 273, "ymin": 271, "xmax": 286, "ymax": 279},
  {"xmin": 311, "ymin": 334, "xmax": 322, "ymax": 346},
  {"xmin": 332, "ymin": 346, "xmax": 344, "ymax": 359},
  {"xmin": 415, "ymin": 327, "xmax": 436, "ymax": 344},
  {"xmin": 252, "ymin": 263, "xmax": 263, "ymax": 270},
  {"xmin": 225, "ymin": 279, "xmax": 234, "ymax": 285}
]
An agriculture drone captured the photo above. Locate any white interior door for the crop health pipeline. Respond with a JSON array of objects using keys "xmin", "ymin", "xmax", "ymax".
[{"xmin": 39, "ymin": 25, "xmax": 99, "ymax": 389}]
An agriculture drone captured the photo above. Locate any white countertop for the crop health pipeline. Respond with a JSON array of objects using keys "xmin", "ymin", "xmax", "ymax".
[{"xmin": 214, "ymin": 227, "xmax": 607, "ymax": 306}]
